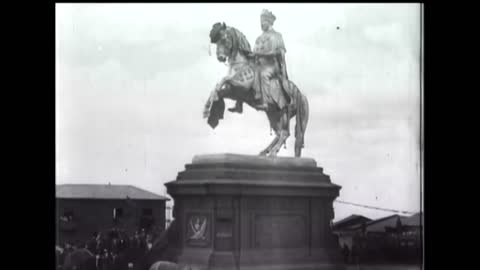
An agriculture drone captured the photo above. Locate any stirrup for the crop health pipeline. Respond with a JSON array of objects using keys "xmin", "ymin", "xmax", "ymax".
[
  {"xmin": 228, "ymin": 106, "xmax": 243, "ymax": 113},
  {"xmin": 256, "ymin": 103, "xmax": 268, "ymax": 110}
]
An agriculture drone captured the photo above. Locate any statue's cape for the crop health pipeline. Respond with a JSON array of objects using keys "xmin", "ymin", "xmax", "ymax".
[{"xmin": 227, "ymin": 27, "xmax": 253, "ymax": 58}]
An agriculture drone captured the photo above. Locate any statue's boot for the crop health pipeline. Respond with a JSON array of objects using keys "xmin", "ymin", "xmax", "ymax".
[
  {"xmin": 228, "ymin": 101, "xmax": 243, "ymax": 113},
  {"xmin": 254, "ymin": 95, "xmax": 268, "ymax": 110},
  {"xmin": 281, "ymin": 78, "xmax": 294, "ymax": 110},
  {"xmin": 253, "ymin": 84, "xmax": 268, "ymax": 110}
]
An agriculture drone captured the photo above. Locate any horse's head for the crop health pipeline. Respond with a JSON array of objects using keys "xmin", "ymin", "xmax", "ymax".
[{"xmin": 210, "ymin": 22, "xmax": 233, "ymax": 63}]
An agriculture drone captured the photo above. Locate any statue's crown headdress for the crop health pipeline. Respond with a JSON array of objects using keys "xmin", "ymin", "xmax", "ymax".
[{"xmin": 261, "ymin": 9, "xmax": 276, "ymax": 24}]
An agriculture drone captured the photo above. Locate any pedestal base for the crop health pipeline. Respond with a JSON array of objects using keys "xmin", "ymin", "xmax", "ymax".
[{"xmin": 166, "ymin": 154, "xmax": 346, "ymax": 270}]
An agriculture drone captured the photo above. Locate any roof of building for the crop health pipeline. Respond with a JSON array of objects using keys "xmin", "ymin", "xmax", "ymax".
[
  {"xmin": 364, "ymin": 214, "xmax": 411, "ymax": 232},
  {"xmin": 402, "ymin": 212, "xmax": 422, "ymax": 227},
  {"xmin": 56, "ymin": 184, "xmax": 169, "ymax": 200},
  {"xmin": 341, "ymin": 214, "xmax": 408, "ymax": 232},
  {"xmin": 333, "ymin": 214, "xmax": 372, "ymax": 231}
]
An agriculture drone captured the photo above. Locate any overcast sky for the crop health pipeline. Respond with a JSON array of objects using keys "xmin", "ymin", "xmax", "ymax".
[{"xmin": 55, "ymin": 3, "xmax": 422, "ymax": 221}]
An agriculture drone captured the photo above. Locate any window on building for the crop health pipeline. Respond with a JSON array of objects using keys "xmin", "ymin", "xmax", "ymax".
[
  {"xmin": 142, "ymin": 208, "xmax": 153, "ymax": 216},
  {"xmin": 113, "ymin": 208, "xmax": 123, "ymax": 220},
  {"xmin": 140, "ymin": 208, "xmax": 155, "ymax": 231},
  {"xmin": 60, "ymin": 209, "xmax": 77, "ymax": 232},
  {"xmin": 61, "ymin": 210, "xmax": 74, "ymax": 222}
]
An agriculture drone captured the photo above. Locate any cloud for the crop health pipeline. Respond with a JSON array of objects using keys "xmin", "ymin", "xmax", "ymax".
[
  {"xmin": 364, "ymin": 22, "xmax": 403, "ymax": 44},
  {"xmin": 57, "ymin": 29, "xmax": 210, "ymax": 79}
]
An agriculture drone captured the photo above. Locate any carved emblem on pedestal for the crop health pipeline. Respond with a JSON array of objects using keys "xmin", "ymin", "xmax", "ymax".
[
  {"xmin": 189, "ymin": 217, "xmax": 207, "ymax": 240},
  {"xmin": 186, "ymin": 214, "xmax": 211, "ymax": 246}
]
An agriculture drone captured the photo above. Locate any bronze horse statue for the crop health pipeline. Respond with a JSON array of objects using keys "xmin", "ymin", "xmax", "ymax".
[{"xmin": 203, "ymin": 23, "xmax": 309, "ymax": 157}]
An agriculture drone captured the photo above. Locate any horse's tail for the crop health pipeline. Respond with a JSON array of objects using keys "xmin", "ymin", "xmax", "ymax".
[{"xmin": 294, "ymin": 86, "xmax": 309, "ymax": 157}]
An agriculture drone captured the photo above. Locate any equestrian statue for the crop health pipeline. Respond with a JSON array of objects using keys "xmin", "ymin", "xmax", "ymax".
[{"xmin": 203, "ymin": 9, "xmax": 309, "ymax": 157}]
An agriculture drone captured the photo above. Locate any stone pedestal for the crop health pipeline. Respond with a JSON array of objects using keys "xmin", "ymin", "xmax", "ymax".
[{"xmin": 165, "ymin": 154, "xmax": 346, "ymax": 270}]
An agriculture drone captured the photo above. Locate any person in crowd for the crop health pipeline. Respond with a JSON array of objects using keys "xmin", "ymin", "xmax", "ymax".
[
  {"xmin": 119, "ymin": 234, "xmax": 128, "ymax": 252},
  {"xmin": 101, "ymin": 249, "xmax": 111, "ymax": 270},
  {"xmin": 111, "ymin": 238, "xmax": 120, "ymax": 255},
  {"xmin": 342, "ymin": 243, "xmax": 350, "ymax": 263},
  {"xmin": 76, "ymin": 241, "xmax": 85, "ymax": 250},
  {"xmin": 132, "ymin": 231, "xmax": 141, "ymax": 249},
  {"xmin": 87, "ymin": 233, "xmax": 98, "ymax": 254},
  {"xmin": 56, "ymin": 245, "xmax": 65, "ymax": 270},
  {"xmin": 139, "ymin": 229, "xmax": 147, "ymax": 250},
  {"xmin": 351, "ymin": 240, "xmax": 359, "ymax": 266},
  {"xmin": 151, "ymin": 225, "xmax": 160, "ymax": 240},
  {"xmin": 65, "ymin": 242, "xmax": 75, "ymax": 254},
  {"xmin": 146, "ymin": 234, "xmax": 153, "ymax": 251},
  {"xmin": 110, "ymin": 251, "xmax": 118, "ymax": 270}
]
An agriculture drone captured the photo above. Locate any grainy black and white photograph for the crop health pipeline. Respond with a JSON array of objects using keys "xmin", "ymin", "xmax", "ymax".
[{"xmin": 56, "ymin": 3, "xmax": 424, "ymax": 270}]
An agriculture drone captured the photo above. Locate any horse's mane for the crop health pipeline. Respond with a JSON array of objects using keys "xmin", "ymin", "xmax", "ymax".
[{"xmin": 227, "ymin": 27, "xmax": 254, "ymax": 60}]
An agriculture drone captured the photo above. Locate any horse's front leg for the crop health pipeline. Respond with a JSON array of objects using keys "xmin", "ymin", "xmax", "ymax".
[
  {"xmin": 259, "ymin": 133, "xmax": 279, "ymax": 156},
  {"xmin": 203, "ymin": 77, "xmax": 235, "ymax": 119},
  {"xmin": 259, "ymin": 111, "xmax": 280, "ymax": 156},
  {"xmin": 268, "ymin": 130, "xmax": 290, "ymax": 157},
  {"xmin": 203, "ymin": 88, "xmax": 218, "ymax": 118},
  {"xmin": 215, "ymin": 74, "xmax": 235, "ymax": 92}
]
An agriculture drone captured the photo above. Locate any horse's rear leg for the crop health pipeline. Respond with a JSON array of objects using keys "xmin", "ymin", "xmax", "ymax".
[
  {"xmin": 294, "ymin": 94, "xmax": 309, "ymax": 157},
  {"xmin": 294, "ymin": 138, "xmax": 303, "ymax": 157}
]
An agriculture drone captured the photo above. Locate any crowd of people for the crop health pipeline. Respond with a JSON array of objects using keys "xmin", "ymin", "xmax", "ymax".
[
  {"xmin": 339, "ymin": 233, "xmax": 422, "ymax": 264},
  {"xmin": 56, "ymin": 227, "xmax": 160, "ymax": 270}
]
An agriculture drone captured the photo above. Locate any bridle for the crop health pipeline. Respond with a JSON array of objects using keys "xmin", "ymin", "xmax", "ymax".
[{"xmin": 221, "ymin": 47, "xmax": 248, "ymax": 67}]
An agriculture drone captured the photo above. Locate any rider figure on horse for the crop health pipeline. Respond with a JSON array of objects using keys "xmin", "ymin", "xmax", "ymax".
[{"xmin": 228, "ymin": 9, "xmax": 292, "ymax": 114}]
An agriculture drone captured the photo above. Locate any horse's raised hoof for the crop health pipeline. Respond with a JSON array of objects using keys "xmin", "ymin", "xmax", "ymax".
[{"xmin": 228, "ymin": 107, "xmax": 243, "ymax": 113}]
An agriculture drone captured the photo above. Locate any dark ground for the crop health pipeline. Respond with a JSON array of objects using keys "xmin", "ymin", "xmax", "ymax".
[{"xmin": 346, "ymin": 264, "xmax": 422, "ymax": 270}]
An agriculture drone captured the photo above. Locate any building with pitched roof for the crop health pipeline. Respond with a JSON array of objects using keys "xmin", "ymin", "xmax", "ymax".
[
  {"xmin": 56, "ymin": 184, "xmax": 169, "ymax": 245},
  {"xmin": 333, "ymin": 213, "xmax": 422, "ymax": 263},
  {"xmin": 333, "ymin": 214, "xmax": 372, "ymax": 232},
  {"xmin": 332, "ymin": 214, "xmax": 372, "ymax": 251}
]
